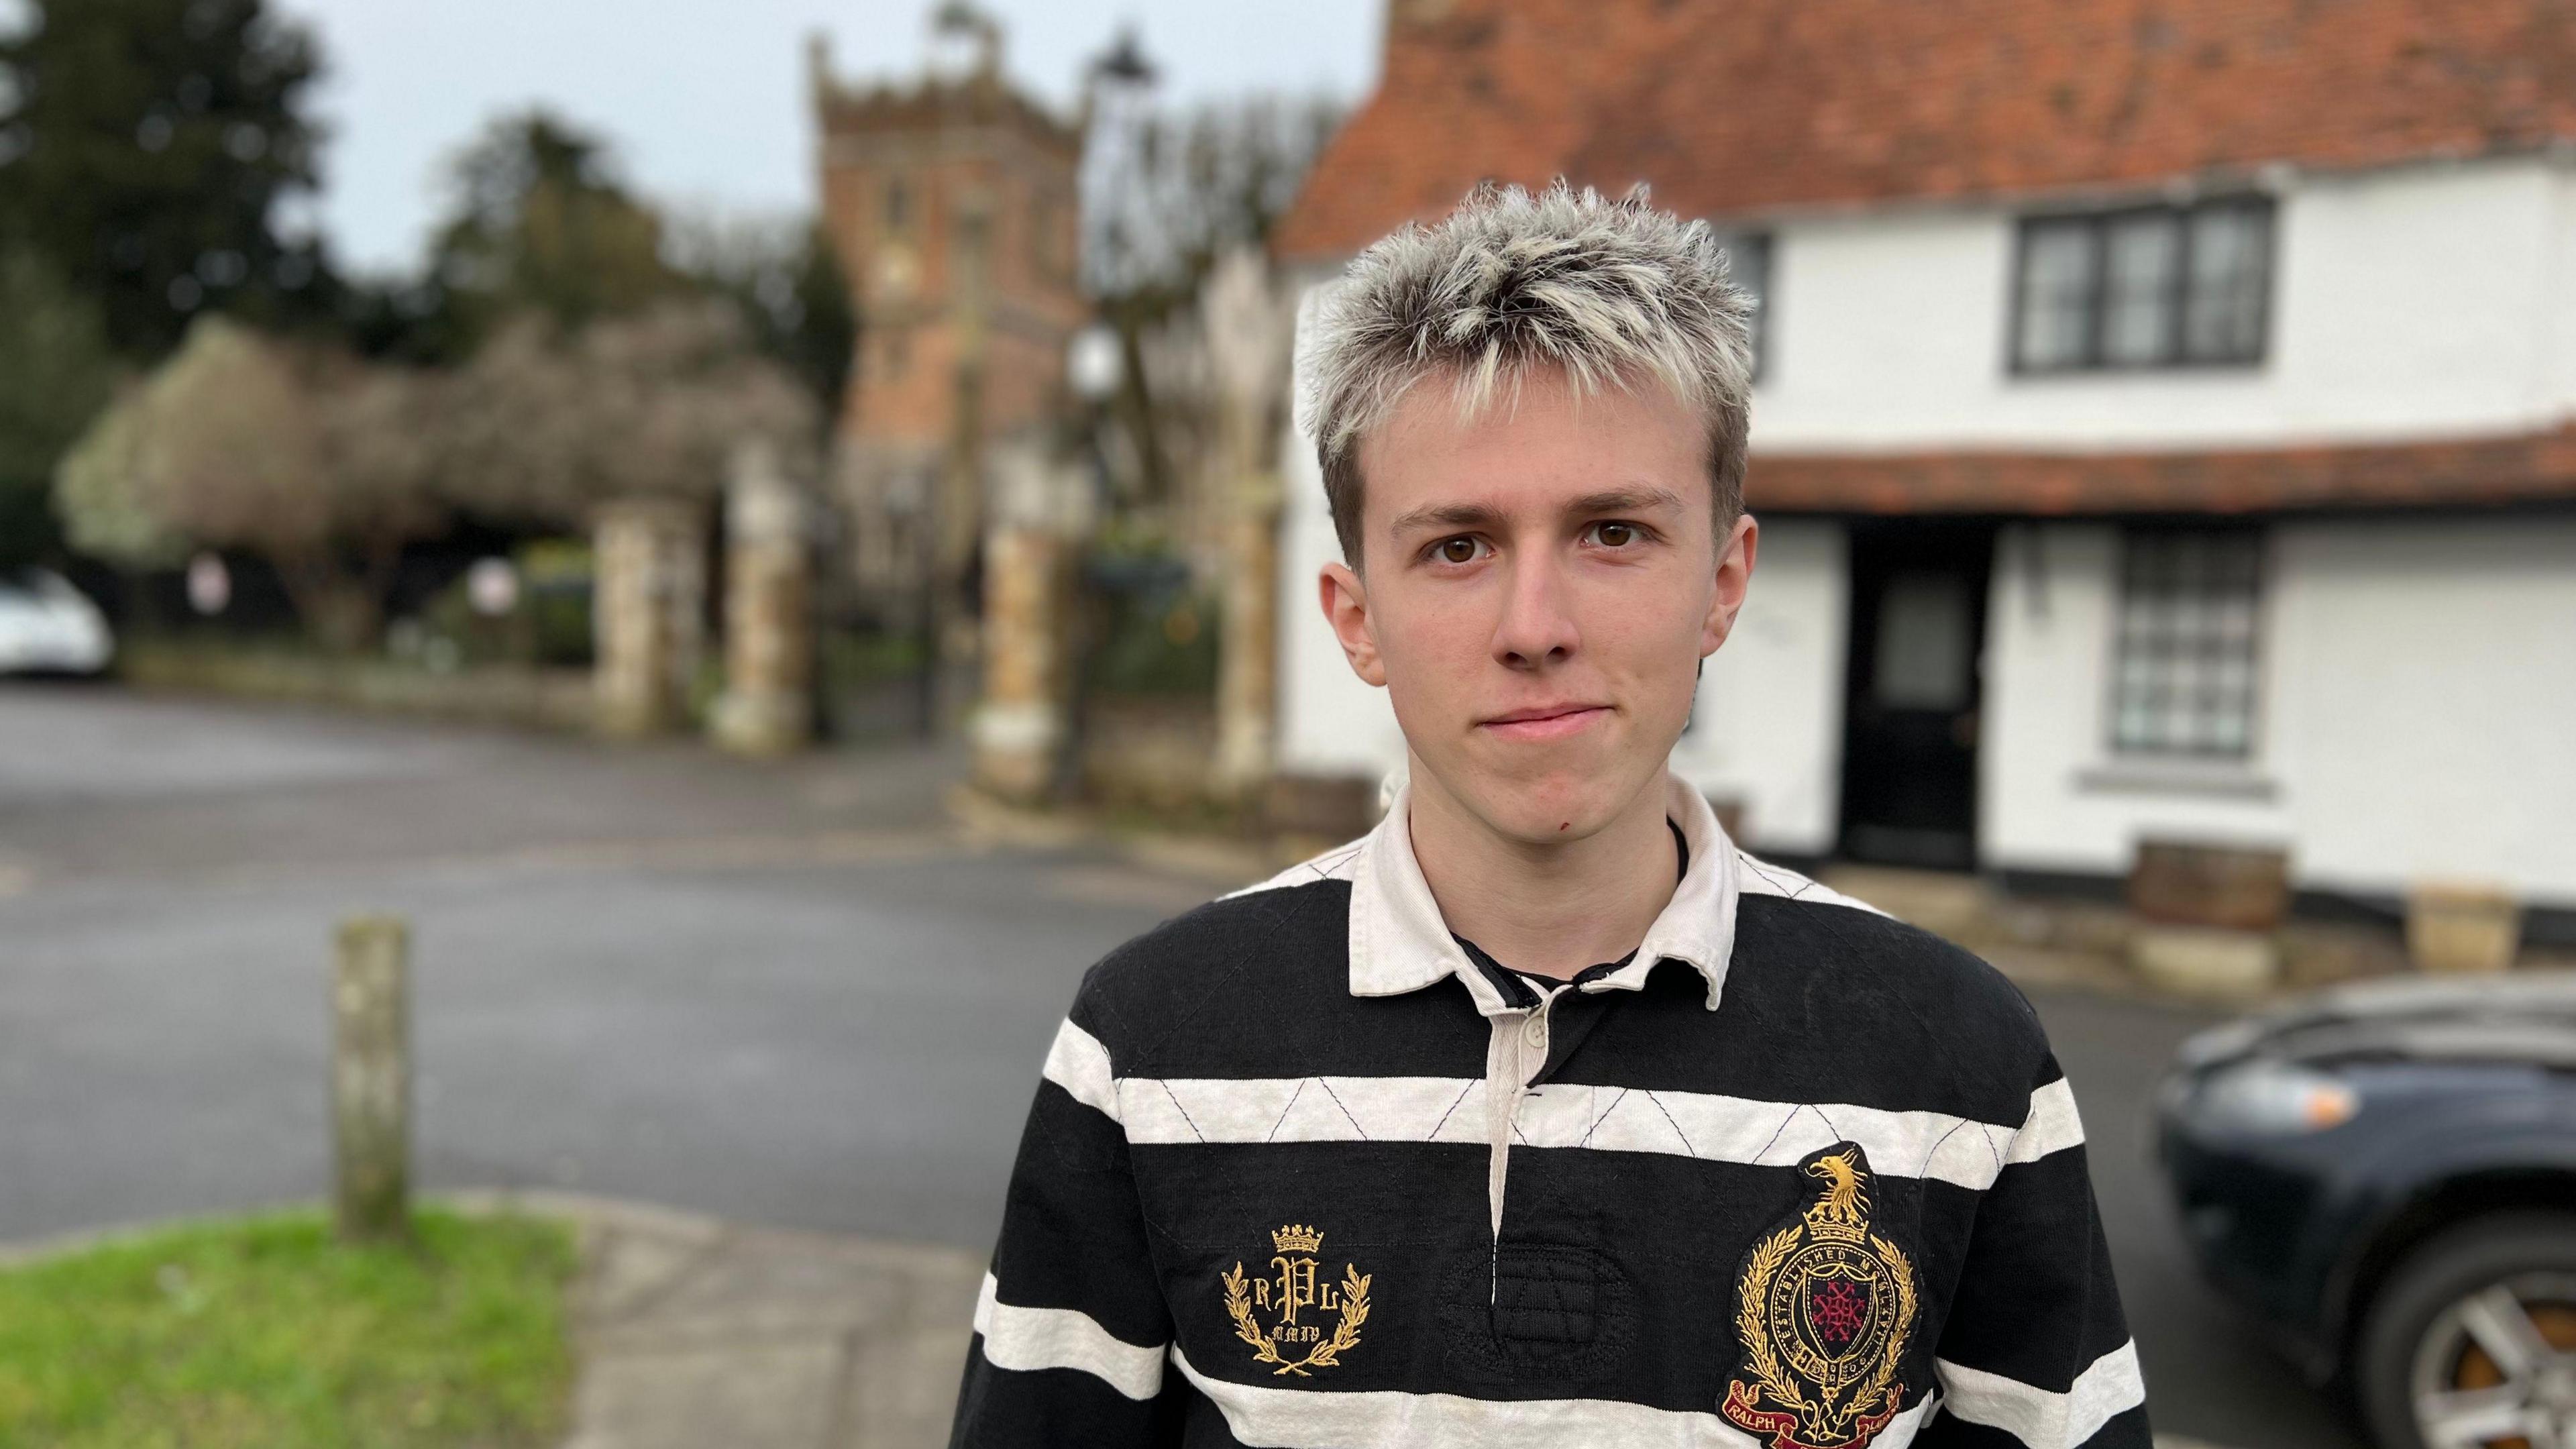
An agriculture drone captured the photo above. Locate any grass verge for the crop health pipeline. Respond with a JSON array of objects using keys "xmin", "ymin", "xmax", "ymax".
[{"xmin": 0, "ymin": 1207, "xmax": 577, "ymax": 1448}]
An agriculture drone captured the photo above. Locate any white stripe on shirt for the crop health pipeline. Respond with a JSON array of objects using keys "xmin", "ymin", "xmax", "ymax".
[
  {"xmin": 1040, "ymin": 1018, "xmax": 1120, "ymax": 1122},
  {"xmin": 1099, "ymin": 1073, "xmax": 2078, "ymax": 1191},
  {"xmin": 1935, "ymin": 1340, "xmax": 2146, "ymax": 1449},
  {"xmin": 973, "ymin": 1273, "xmax": 1166, "ymax": 1401},
  {"xmin": 2007, "ymin": 1076, "xmax": 2087, "ymax": 1164},
  {"xmin": 1173, "ymin": 1345, "xmax": 1938, "ymax": 1448}
]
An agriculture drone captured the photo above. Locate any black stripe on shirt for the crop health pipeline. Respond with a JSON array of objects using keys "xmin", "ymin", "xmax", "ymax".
[
  {"xmin": 948, "ymin": 1346, "xmax": 1193, "ymax": 1449},
  {"xmin": 1126, "ymin": 1139, "xmax": 1982, "ymax": 1414},
  {"xmin": 1927, "ymin": 1145, "xmax": 2133, "ymax": 1393},
  {"xmin": 987, "ymin": 1078, "xmax": 1171, "ymax": 1348},
  {"xmin": 1917, "ymin": 1401, "xmax": 2153, "ymax": 1449}
]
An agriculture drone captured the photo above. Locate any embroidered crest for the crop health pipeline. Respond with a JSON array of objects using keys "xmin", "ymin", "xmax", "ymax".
[
  {"xmin": 1220, "ymin": 1224, "xmax": 1371, "ymax": 1376},
  {"xmin": 1722, "ymin": 1144, "xmax": 1919, "ymax": 1448}
]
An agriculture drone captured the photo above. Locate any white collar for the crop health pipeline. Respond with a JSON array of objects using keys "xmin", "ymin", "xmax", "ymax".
[{"xmin": 1346, "ymin": 771, "xmax": 1742, "ymax": 1016}]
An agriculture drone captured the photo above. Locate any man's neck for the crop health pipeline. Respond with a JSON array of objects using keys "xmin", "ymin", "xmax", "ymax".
[{"xmin": 1405, "ymin": 760, "xmax": 1679, "ymax": 982}]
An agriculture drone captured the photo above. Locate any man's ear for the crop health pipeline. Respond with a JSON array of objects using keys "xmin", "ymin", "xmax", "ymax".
[
  {"xmin": 1319, "ymin": 561, "xmax": 1388, "ymax": 687},
  {"xmin": 1700, "ymin": 513, "xmax": 1760, "ymax": 658}
]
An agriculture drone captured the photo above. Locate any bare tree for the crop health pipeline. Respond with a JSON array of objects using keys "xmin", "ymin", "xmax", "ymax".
[
  {"xmin": 310, "ymin": 356, "xmax": 448, "ymax": 639},
  {"xmin": 1082, "ymin": 84, "xmax": 1343, "ymax": 511},
  {"xmin": 440, "ymin": 298, "xmax": 818, "ymax": 528}
]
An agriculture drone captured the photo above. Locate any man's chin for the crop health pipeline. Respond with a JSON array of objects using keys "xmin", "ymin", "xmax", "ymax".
[{"xmin": 1446, "ymin": 765, "xmax": 1632, "ymax": 845}]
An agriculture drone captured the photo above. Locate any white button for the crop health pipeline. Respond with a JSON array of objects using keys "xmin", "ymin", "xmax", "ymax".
[{"xmin": 1521, "ymin": 1014, "xmax": 1548, "ymax": 1049}]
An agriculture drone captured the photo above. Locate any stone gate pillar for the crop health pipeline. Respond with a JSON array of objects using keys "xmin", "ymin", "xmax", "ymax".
[
  {"xmin": 593, "ymin": 498, "xmax": 706, "ymax": 738},
  {"xmin": 1203, "ymin": 248, "xmax": 1297, "ymax": 804},
  {"xmin": 1212, "ymin": 472, "xmax": 1283, "ymax": 800},
  {"xmin": 712, "ymin": 439, "xmax": 814, "ymax": 757},
  {"xmin": 971, "ymin": 440, "xmax": 1089, "ymax": 801}
]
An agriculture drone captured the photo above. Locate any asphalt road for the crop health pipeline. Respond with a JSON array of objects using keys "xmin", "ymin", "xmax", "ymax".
[{"xmin": 0, "ymin": 684, "xmax": 2361, "ymax": 1447}]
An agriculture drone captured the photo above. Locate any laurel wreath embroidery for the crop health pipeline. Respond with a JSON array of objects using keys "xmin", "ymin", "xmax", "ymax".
[
  {"xmin": 1734, "ymin": 1224, "xmax": 1816, "ymax": 1418},
  {"xmin": 1849, "ymin": 1233, "xmax": 1919, "ymax": 1430},
  {"xmin": 1222, "ymin": 1261, "xmax": 1371, "ymax": 1376}
]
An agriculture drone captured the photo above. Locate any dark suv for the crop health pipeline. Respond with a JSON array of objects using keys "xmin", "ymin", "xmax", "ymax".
[{"xmin": 2157, "ymin": 971, "xmax": 2576, "ymax": 1449}]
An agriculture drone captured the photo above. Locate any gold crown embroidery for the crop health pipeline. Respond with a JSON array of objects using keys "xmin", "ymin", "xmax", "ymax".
[
  {"xmin": 1271, "ymin": 1224, "xmax": 1325, "ymax": 1254},
  {"xmin": 1222, "ymin": 1223, "xmax": 1370, "ymax": 1376},
  {"xmin": 1723, "ymin": 1145, "xmax": 1919, "ymax": 1449}
]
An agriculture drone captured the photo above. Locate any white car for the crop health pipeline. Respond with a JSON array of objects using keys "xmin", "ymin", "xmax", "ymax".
[{"xmin": 0, "ymin": 568, "xmax": 113, "ymax": 676}]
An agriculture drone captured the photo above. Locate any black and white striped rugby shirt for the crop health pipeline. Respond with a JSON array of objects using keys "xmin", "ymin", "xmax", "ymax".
[{"xmin": 953, "ymin": 773, "xmax": 2149, "ymax": 1448}]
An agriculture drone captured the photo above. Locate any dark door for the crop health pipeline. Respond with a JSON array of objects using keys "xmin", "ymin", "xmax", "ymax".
[{"xmin": 1838, "ymin": 521, "xmax": 1996, "ymax": 869}]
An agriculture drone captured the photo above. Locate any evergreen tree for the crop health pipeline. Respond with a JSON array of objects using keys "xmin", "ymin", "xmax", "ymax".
[
  {"xmin": 0, "ymin": 0, "xmax": 335, "ymax": 360},
  {"xmin": 414, "ymin": 110, "xmax": 687, "ymax": 359},
  {"xmin": 0, "ymin": 248, "xmax": 115, "ymax": 565}
]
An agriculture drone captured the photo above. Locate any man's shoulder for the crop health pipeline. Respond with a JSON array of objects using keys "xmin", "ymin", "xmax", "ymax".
[
  {"xmin": 1067, "ymin": 840, "xmax": 1363, "ymax": 1057},
  {"xmin": 1728, "ymin": 849, "xmax": 2049, "ymax": 1059}
]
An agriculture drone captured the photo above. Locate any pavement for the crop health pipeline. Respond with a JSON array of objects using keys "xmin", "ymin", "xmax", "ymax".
[
  {"xmin": 0, "ymin": 682, "xmax": 2362, "ymax": 1447},
  {"xmin": 487, "ymin": 1191, "xmax": 982, "ymax": 1449}
]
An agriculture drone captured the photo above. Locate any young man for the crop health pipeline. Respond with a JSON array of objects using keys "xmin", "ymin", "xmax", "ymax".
[{"xmin": 951, "ymin": 183, "xmax": 2149, "ymax": 1448}]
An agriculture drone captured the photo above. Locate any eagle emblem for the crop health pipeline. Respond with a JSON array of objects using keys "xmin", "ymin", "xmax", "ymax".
[
  {"xmin": 1220, "ymin": 1224, "xmax": 1371, "ymax": 1376},
  {"xmin": 1722, "ymin": 1144, "xmax": 1919, "ymax": 1448}
]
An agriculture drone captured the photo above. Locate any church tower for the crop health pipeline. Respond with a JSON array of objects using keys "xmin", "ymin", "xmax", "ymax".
[{"xmin": 810, "ymin": 7, "xmax": 1085, "ymax": 622}]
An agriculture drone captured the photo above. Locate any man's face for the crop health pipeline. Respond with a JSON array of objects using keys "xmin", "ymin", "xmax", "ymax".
[{"xmin": 1320, "ymin": 370, "xmax": 1758, "ymax": 846}]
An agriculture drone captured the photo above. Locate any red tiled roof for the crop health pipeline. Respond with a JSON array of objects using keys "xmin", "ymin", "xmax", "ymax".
[
  {"xmin": 1746, "ymin": 428, "xmax": 2576, "ymax": 515},
  {"xmin": 1278, "ymin": 0, "xmax": 2576, "ymax": 514},
  {"xmin": 1276, "ymin": 0, "xmax": 2576, "ymax": 260}
]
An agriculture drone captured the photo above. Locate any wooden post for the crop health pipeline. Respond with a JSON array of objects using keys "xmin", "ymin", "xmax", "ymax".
[{"xmin": 333, "ymin": 914, "xmax": 411, "ymax": 1242}]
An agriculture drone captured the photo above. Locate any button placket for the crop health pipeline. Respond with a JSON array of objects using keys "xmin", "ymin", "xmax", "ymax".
[{"xmin": 1484, "ymin": 989, "xmax": 1564, "ymax": 1252}]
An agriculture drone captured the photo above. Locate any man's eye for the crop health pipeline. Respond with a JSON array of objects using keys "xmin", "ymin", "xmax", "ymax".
[
  {"xmin": 1435, "ymin": 537, "xmax": 1483, "ymax": 564},
  {"xmin": 1592, "ymin": 521, "xmax": 1639, "ymax": 547}
]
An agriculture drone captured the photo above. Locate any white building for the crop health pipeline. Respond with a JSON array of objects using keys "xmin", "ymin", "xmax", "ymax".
[{"xmin": 1265, "ymin": 0, "xmax": 2576, "ymax": 932}]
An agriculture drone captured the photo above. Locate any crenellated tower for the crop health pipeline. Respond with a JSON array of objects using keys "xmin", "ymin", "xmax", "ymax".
[{"xmin": 810, "ymin": 9, "xmax": 1084, "ymax": 621}]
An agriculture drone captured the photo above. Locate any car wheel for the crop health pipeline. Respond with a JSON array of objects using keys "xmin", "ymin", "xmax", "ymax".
[{"xmin": 2361, "ymin": 1214, "xmax": 2576, "ymax": 1449}]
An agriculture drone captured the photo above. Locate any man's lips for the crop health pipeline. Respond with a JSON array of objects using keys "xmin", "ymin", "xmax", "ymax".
[{"xmin": 1477, "ymin": 704, "xmax": 1612, "ymax": 741}]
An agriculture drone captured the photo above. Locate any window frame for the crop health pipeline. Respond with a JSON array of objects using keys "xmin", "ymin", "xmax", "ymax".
[
  {"xmin": 1709, "ymin": 228, "xmax": 1774, "ymax": 384},
  {"xmin": 2006, "ymin": 195, "xmax": 2275, "ymax": 376},
  {"xmin": 2102, "ymin": 525, "xmax": 2268, "ymax": 762}
]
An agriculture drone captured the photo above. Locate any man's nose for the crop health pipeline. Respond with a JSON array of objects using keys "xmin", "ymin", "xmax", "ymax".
[{"xmin": 1490, "ymin": 549, "xmax": 1581, "ymax": 669}]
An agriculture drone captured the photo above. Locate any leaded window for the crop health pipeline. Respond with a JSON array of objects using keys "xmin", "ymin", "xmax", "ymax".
[
  {"xmin": 1711, "ymin": 229, "xmax": 1772, "ymax": 380},
  {"xmin": 2109, "ymin": 530, "xmax": 2263, "ymax": 757},
  {"xmin": 2012, "ymin": 198, "xmax": 2273, "ymax": 372}
]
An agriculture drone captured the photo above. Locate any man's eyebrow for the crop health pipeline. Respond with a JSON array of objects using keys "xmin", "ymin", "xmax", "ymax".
[
  {"xmin": 1385, "ymin": 500, "xmax": 1507, "ymax": 536},
  {"xmin": 1563, "ymin": 486, "xmax": 1688, "ymax": 517}
]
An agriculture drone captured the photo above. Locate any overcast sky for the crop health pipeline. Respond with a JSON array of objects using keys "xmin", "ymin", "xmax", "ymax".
[{"xmin": 270, "ymin": 0, "xmax": 1383, "ymax": 276}]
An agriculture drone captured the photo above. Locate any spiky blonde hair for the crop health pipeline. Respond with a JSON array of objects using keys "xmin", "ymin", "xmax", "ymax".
[{"xmin": 1302, "ymin": 181, "xmax": 1757, "ymax": 564}]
